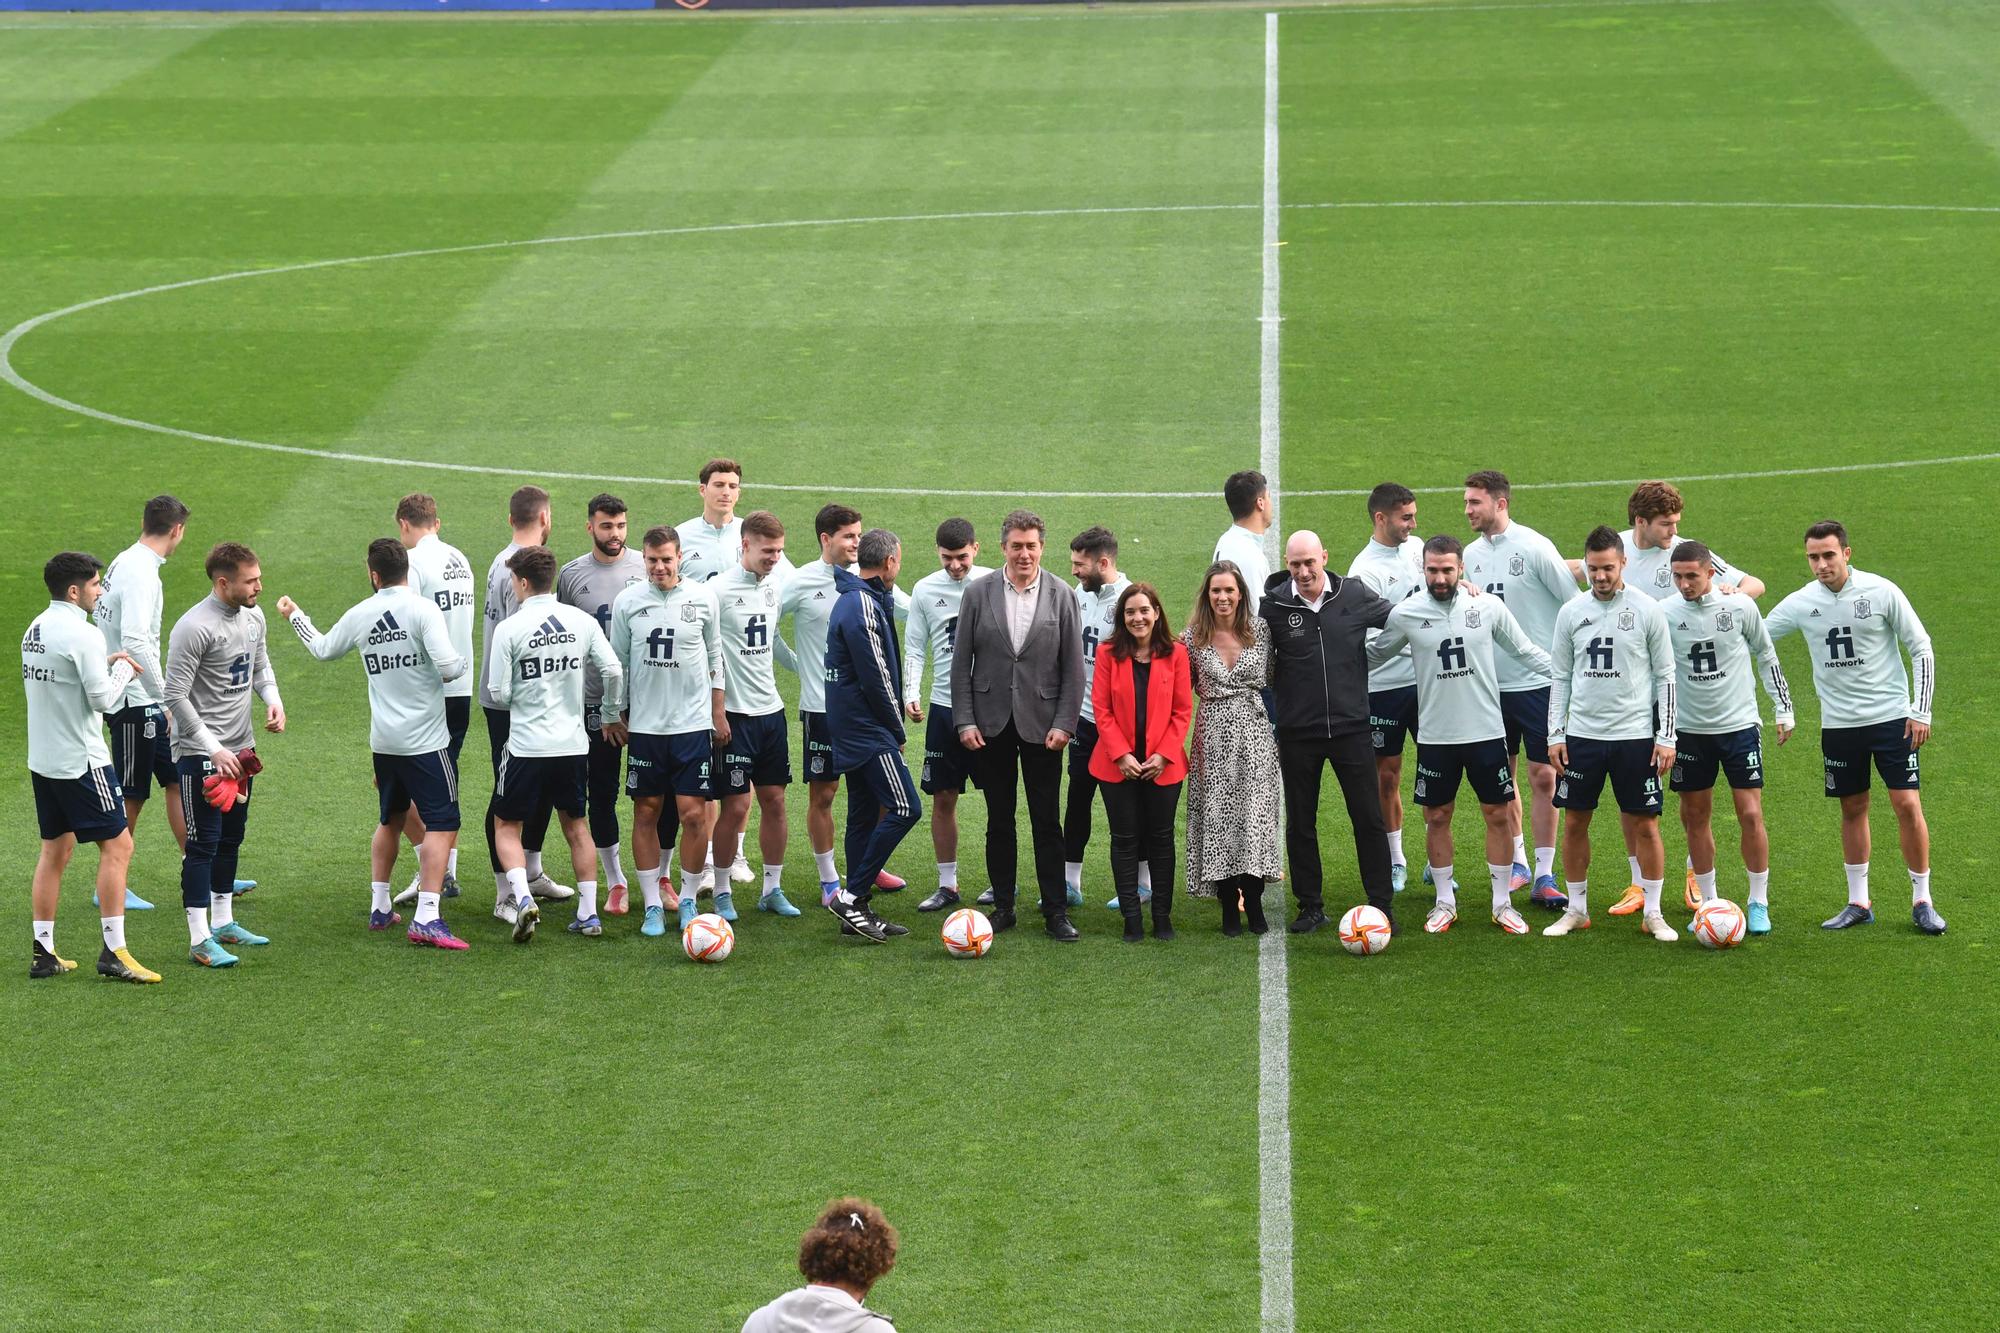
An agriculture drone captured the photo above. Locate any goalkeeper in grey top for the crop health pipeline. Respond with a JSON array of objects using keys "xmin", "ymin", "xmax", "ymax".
[{"xmin": 163, "ymin": 542, "xmax": 286, "ymax": 969}]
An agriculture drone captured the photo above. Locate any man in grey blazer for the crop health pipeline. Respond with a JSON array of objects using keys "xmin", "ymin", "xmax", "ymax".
[{"xmin": 950, "ymin": 509, "xmax": 1085, "ymax": 939}]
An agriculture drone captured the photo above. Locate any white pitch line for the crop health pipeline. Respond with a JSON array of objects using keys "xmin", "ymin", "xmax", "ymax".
[
  {"xmin": 1257, "ymin": 18, "xmax": 1296, "ymax": 1333},
  {"xmin": 1259, "ymin": 11, "xmax": 1285, "ymax": 565},
  {"xmin": 3, "ymin": 196, "xmax": 1998, "ymax": 500}
]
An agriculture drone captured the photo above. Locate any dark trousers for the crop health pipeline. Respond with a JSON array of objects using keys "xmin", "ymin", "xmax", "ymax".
[
  {"xmin": 842, "ymin": 751, "xmax": 922, "ymax": 901},
  {"xmin": 484, "ymin": 707, "xmax": 550, "ymax": 873},
  {"xmin": 977, "ymin": 720, "xmax": 1067, "ymax": 917},
  {"xmin": 1060, "ymin": 718, "xmax": 1100, "ymax": 862},
  {"xmin": 585, "ymin": 724, "xmax": 623, "ymax": 849},
  {"xmin": 177, "ymin": 758, "xmax": 249, "ymax": 909},
  {"xmin": 1278, "ymin": 730, "xmax": 1393, "ymax": 914},
  {"xmin": 1101, "ymin": 778, "xmax": 1181, "ymax": 914}
]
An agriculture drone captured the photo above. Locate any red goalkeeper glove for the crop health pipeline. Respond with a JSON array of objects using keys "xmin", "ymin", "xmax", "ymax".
[{"xmin": 202, "ymin": 774, "xmax": 244, "ymax": 811}]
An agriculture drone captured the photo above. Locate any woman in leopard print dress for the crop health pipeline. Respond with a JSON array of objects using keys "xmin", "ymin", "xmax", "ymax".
[{"xmin": 1182, "ymin": 561, "xmax": 1283, "ymax": 934}]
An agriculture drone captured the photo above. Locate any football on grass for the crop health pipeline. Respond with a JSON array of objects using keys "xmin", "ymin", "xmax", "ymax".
[
  {"xmin": 1338, "ymin": 905, "xmax": 1393, "ymax": 956},
  {"xmin": 682, "ymin": 913, "xmax": 735, "ymax": 963},
  {"xmin": 941, "ymin": 907, "xmax": 993, "ymax": 958},
  {"xmin": 1691, "ymin": 899, "xmax": 1746, "ymax": 950}
]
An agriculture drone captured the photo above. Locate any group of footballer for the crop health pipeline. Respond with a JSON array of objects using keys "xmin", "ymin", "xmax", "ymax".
[{"xmin": 19, "ymin": 459, "xmax": 1943, "ymax": 982}]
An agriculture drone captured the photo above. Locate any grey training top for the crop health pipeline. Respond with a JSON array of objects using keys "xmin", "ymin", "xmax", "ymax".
[
  {"xmin": 557, "ymin": 548, "xmax": 644, "ymax": 715},
  {"xmin": 165, "ymin": 593, "xmax": 279, "ymax": 760}
]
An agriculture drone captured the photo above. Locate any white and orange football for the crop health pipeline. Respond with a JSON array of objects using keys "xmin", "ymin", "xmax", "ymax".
[
  {"xmin": 682, "ymin": 912, "xmax": 735, "ymax": 963},
  {"xmin": 941, "ymin": 907, "xmax": 993, "ymax": 958},
  {"xmin": 1338, "ymin": 905, "xmax": 1393, "ymax": 956}
]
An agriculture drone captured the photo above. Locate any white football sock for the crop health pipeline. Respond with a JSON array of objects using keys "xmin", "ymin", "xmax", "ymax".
[
  {"xmin": 937, "ymin": 860, "xmax": 958, "ymax": 889},
  {"xmin": 1566, "ymin": 881, "xmax": 1588, "ymax": 915},
  {"xmin": 1747, "ymin": 869, "xmax": 1770, "ymax": 905},
  {"xmin": 1910, "ymin": 867, "xmax": 1931, "ymax": 906},
  {"xmin": 524, "ymin": 849, "xmax": 544, "ymax": 879},
  {"xmin": 186, "ymin": 906, "xmax": 211, "ymax": 946},
  {"xmin": 32, "ymin": 920, "xmax": 54, "ymax": 951},
  {"xmin": 577, "ymin": 880, "xmax": 598, "ymax": 921},
  {"xmin": 209, "ymin": 893, "xmax": 234, "ymax": 928},
  {"xmin": 1844, "ymin": 862, "xmax": 1870, "ymax": 906},
  {"xmin": 405, "ymin": 868, "xmax": 421, "ymax": 895},
  {"xmin": 505, "ymin": 866, "xmax": 531, "ymax": 909},
  {"xmin": 447, "ymin": 848, "xmax": 459, "ymax": 876},
  {"xmin": 735, "ymin": 831, "xmax": 747, "ymax": 859},
  {"xmin": 1511, "ymin": 836, "xmax": 1527, "ymax": 867},
  {"xmin": 415, "ymin": 891, "xmax": 440, "ymax": 926},
  {"xmin": 1534, "ymin": 846, "xmax": 1555, "ymax": 880},
  {"xmin": 638, "ymin": 865, "xmax": 662, "ymax": 910},
  {"xmin": 101, "ymin": 915, "xmax": 126, "ymax": 951},
  {"xmin": 1136, "ymin": 862, "xmax": 1153, "ymax": 891},
  {"xmin": 1694, "ymin": 870, "xmax": 1717, "ymax": 903},
  {"xmin": 1641, "ymin": 876, "xmax": 1663, "ymax": 915},
  {"xmin": 1685, "ymin": 853, "xmax": 1694, "ymax": 871},
  {"xmin": 680, "ymin": 867, "xmax": 703, "ymax": 902},
  {"xmin": 813, "ymin": 850, "xmax": 838, "ymax": 883},
  {"xmin": 370, "ymin": 881, "xmax": 392, "ymax": 914},
  {"xmin": 1487, "ymin": 863, "xmax": 1511, "ymax": 913},
  {"xmin": 1627, "ymin": 855, "xmax": 1642, "ymax": 884},
  {"xmin": 493, "ymin": 870, "xmax": 510, "ymax": 895},
  {"xmin": 596, "ymin": 845, "xmax": 624, "ymax": 887},
  {"xmin": 1064, "ymin": 860, "xmax": 1084, "ymax": 888},
  {"xmin": 1386, "ymin": 829, "xmax": 1405, "ymax": 868},
  {"xmin": 763, "ymin": 865, "xmax": 784, "ymax": 893},
  {"xmin": 1431, "ymin": 865, "xmax": 1455, "ymax": 910}
]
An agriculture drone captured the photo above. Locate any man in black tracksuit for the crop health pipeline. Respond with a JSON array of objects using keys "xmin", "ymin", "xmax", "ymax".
[{"xmin": 1261, "ymin": 532, "xmax": 1398, "ymax": 933}]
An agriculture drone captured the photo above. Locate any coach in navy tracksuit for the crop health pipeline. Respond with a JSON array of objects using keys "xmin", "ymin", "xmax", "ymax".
[{"xmin": 823, "ymin": 529, "xmax": 923, "ymax": 942}]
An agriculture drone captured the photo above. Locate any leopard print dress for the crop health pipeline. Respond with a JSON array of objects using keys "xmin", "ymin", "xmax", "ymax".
[{"xmin": 1183, "ymin": 620, "xmax": 1284, "ymax": 897}]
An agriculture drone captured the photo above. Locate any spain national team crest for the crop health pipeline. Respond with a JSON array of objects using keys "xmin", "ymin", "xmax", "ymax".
[
  {"xmin": 762, "ymin": 585, "xmax": 776, "ymax": 606},
  {"xmin": 1371, "ymin": 730, "xmax": 1385, "ymax": 749},
  {"xmin": 681, "ymin": 603, "xmax": 698, "ymax": 622},
  {"xmin": 1854, "ymin": 598, "xmax": 1871, "ymax": 619},
  {"xmin": 1464, "ymin": 608, "xmax": 1480, "ymax": 629},
  {"xmin": 1509, "ymin": 554, "xmax": 1525, "ymax": 577},
  {"xmin": 1655, "ymin": 566, "xmax": 1671, "ymax": 587},
  {"xmin": 1618, "ymin": 610, "xmax": 1636, "ymax": 631},
  {"xmin": 1716, "ymin": 610, "xmax": 1734, "ymax": 632}
]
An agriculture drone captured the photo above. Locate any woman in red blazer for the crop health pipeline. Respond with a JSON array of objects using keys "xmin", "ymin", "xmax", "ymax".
[{"xmin": 1089, "ymin": 583, "xmax": 1193, "ymax": 941}]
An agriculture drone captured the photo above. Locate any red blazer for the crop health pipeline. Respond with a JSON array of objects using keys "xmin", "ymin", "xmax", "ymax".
[{"xmin": 1088, "ymin": 641, "xmax": 1192, "ymax": 785}]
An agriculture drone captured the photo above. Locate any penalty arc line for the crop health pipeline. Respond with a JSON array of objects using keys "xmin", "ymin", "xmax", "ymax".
[
  {"xmin": 1257, "ymin": 14, "xmax": 1295, "ymax": 1333},
  {"xmin": 3, "ymin": 197, "xmax": 1998, "ymax": 500}
]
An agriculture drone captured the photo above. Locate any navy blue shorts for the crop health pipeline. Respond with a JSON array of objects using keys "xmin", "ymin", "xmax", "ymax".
[
  {"xmin": 627, "ymin": 730, "xmax": 716, "ymax": 800},
  {"xmin": 494, "ymin": 750, "xmax": 588, "ymax": 821},
  {"xmin": 1368, "ymin": 686, "xmax": 1419, "ymax": 757},
  {"xmin": 1555, "ymin": 736, "xmax": 1663, "ymax": 816},
  {"xmin": 374, "ymin": 750, "xmax": 462, "ymax": 831},
  {"xmin": 1500, "ymin": 687, "xmax": 1551, "ymax": 766},
  {"xmin": 1822, "ymin": 720, "xmax": 1919, "ymax": 797},
  {"xmin": 31, "ymin": 767, "xmax": 127, "ymax": 843},
  {"xmin": 921, "ymin": 704, "xmax": 979, "ymax": 795},
  {"xmin": 1671, "ymin": 726, "xmax": 1765, "ymax": 793},
  {"xmin": 1413, "ymin": 739, "xmax": 1516, "ymax": 809},
  {"xmin": 800, "ymin": 709, "xmax": 836, "ymax": 784},
  {"xmin": 444, "ymin": 695, "xmax": 471, "ymax": 767},
  {"xmin": 717, "ymin": 711, "xmax": 790, "ymax": 793},
  {"xmin": 108, "ymin": 703, "xmax": 177, "ymax": 800}
]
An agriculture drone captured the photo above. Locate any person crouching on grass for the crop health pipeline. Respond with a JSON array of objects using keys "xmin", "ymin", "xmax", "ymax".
[{"xmin": 741, "ymin": 1197, "xmax": 899, "ymax": 1333}]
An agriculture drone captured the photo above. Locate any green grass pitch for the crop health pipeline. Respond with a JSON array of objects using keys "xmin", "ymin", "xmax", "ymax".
[{"xmin": 2, "ymin": 1, "xmax": 1996, "ymax": 1327}]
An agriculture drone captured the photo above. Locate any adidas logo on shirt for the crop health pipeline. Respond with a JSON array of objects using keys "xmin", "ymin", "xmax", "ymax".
[
  {"xmin": 367, "ymin": 611, "xmax": 408, "ymax": 645},
  {"xmin": 527, "ymin": 615, "xmax": 577, "ymax": 649},
  {"xmin": 22, "ymin": 624, "xmax": 44, "ymax": 653}
]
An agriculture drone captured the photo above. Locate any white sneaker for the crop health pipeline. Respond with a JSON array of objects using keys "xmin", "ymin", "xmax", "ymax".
[
  {"xmin": 392, "ymin": 883, "xmax": 419, "ymax": 907},
  {"xmin": 493, "ymin": 898, "xmax": 519, "ymax": 925},
  {"xmin": 527, "ymin": 873, "xmax": 575, "ymax": 901},
  {"xmin": 1542, "ymin": 910, "xmax": 1591, "ymax": 937},
  {"xmin": 1642, "ymin": 910, "xmax": 1679, "ymax": 942},
  {"xmin": 1492, "ymin": 905, "xmax": 1529, "ymax": 935},
  {"xmin": 1423, "ymin": 904, "xmax": 1457, "ymax": 934},
  {"xmin": 728, "ymin": 855, "xmax": 755, "ymax": 884}
]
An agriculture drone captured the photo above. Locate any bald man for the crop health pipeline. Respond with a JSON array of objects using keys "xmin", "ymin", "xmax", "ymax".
[{"xmin": 1259, "ymin": 531, "xmax": 1399, "ymax": 933}]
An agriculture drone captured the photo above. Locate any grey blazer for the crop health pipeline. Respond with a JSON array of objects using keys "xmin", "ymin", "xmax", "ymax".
[{"xmin": 949, "ymin": 568, "xmax": 1084, "ymax": 742}]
